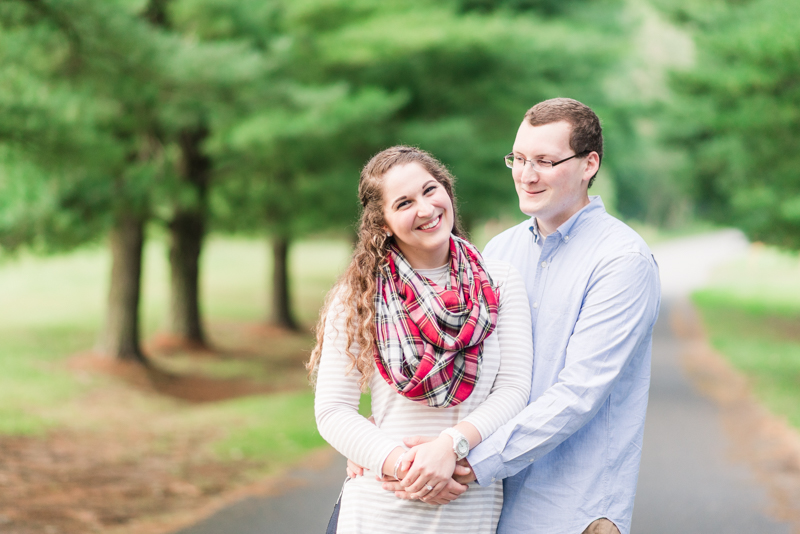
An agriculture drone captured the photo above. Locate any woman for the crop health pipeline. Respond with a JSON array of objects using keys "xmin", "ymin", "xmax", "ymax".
[{"xmin": 308, "ymin": 146, "xmax": 532, "ymax": 533}]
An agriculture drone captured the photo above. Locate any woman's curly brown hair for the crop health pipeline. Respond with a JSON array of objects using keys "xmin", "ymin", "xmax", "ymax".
[{"xmin": 306, "ymin": 146, "xmax": 466, "ymax": 390}]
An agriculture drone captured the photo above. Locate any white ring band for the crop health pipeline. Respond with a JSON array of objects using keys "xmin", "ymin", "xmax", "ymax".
[{"xmin": 425, "ymin": 485, "xmax": 433, "ymax": 491}]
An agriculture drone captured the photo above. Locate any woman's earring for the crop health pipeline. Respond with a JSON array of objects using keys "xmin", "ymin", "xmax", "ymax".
[{"xmin": 386, "ymin": 231, "xmax": 393, "ymax": 237}]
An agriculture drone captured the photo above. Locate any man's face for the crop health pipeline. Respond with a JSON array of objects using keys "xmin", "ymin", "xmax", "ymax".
[{"xmin": 510, "ymin": 120, "xmax": 598, "ymax": 236}]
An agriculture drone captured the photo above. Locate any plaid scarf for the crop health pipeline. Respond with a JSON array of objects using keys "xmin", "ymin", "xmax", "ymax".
[{"xmin": 373, "ymin": 236, "xmax": 499, "ymax": 408}]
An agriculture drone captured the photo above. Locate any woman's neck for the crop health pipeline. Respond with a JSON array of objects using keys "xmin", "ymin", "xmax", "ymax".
[{"xmin": 397, "ymin": 245, "xmax": 451, "ymax": 270}]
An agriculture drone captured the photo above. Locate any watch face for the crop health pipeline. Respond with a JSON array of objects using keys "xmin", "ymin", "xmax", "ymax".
[{"xmin": 456, "ymin": 439, "xmax": 469, "ymax": 457}]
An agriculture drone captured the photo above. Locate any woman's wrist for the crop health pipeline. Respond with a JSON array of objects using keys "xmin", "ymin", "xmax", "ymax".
[
  {"xmin": 425, "ymin": 434, "xmax": 459, "ymax": 463},
  {"xmin": 392, "ymin": 453, "xmax": 406, "ymax": 481},
  {"xmin": 440, "ymin": 428, "xmax": 470, "ymax": 460},
  {"xmin": 381, "ymin": 446, "xmax": 407, "ymax": 479}
]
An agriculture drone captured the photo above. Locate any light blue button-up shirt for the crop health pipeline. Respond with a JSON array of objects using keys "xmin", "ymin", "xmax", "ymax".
[{"xmin": 468, "ymin": 197, "xmax": 660, "ymax": 534}]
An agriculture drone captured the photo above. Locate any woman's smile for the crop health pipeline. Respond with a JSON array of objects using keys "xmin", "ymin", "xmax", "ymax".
[{"xmin": 417, "ymin": 214, "xmax": 442, "ymax": 231}]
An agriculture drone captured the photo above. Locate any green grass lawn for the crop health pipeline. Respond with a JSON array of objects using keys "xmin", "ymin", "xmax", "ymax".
[
  {"xmin": 0, "ymin": 234, "xmax": 352, "ymax": 465},
  {"xmin": 692, "ymin": 245, "xmax": 800, "ymax": 429}
]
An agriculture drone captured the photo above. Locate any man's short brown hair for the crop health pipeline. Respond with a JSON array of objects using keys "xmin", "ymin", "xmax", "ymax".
[{"xmin": 525, "ymin": 98, "xmax": 603, "ymax": 187}]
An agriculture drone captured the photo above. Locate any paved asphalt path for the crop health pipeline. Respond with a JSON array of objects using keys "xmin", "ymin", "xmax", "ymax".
[
  {"xmin": 175, "ymin": 230, "xmax": 793, "ymax": 533},
  {"xmin": 172, "ymin": 454, "xmax": 347, "ymax": 534},
  {"xmin": 633, "ymin": 230, "xmax": 790, "ymax": 533}
]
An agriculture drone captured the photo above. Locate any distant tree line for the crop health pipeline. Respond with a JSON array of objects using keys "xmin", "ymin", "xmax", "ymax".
[
  {"xmin": 0, "ymin": 0, "xmax": 645, "ymax": 364},
  {"xmin": 636, "ymin": 0, "xmax": 798, "ymax": 250}
]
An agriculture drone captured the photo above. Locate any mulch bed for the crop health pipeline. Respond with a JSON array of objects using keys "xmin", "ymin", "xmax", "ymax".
[
  {"xmin": 0, "ymin": 430, "xmax": 253, "ymax": 534},
  {"xmin": 0, "ymin": 322, "xmax": 318, "ymax": 534}
]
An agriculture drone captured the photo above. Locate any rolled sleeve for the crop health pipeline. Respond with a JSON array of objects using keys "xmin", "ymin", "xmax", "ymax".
[{"xmin": 468, "ymin": 439, "xmax": 508, "ymax": 486}]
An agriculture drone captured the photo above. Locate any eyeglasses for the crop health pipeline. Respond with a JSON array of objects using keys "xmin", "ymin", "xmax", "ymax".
[{"xmin": 504, "ymin": 150, "xmax": 590, "ymax": 173}]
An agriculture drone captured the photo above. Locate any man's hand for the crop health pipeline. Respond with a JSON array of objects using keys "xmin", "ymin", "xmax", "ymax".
[
  {"xmin": 346, "ymin": 458, "xmax": 365, "ymax": 479},
  {"xmin": 453, "ymin": 459, "xmax": 477, "ymax": 484}
]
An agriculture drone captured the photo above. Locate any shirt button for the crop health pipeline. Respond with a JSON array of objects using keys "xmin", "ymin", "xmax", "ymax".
[
  {"xmin": 564, "ymin": 235, "xmax": 570, "ymax": 241},
  {"xmin": 541, "ymin": 261, "xmax": 547, "ymax": 268},
  {"xmin": 533, "ymin": 302, "xmax": 539, "ymax": 309}
]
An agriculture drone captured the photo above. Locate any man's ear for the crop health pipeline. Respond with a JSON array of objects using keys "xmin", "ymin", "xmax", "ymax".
[{"xmin": 583, "ymin": 152, "xmax": 601, "ymax": 182}]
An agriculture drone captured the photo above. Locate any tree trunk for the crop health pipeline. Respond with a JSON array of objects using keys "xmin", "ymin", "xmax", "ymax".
[
  {"xmin": 142, "ymin": 0, "xmax": 169, "ymax": 26},
  {"xmin": 102, "ymin": 213, "xmax": 147, "ymax": 363},
  {"xmin": 167, "ymin": 127, "xmax": 210, "ymax": 346},
  {"xmin": 168, "ymin": 210, "xmax": 206, "ymax": 345},
  {"xmin": 270, "ymin": 235, "xmax": 299, "ymax": 331},
  {"xmin": 140, "ymin": 4, "xmax": 209, "ymax": 345}
]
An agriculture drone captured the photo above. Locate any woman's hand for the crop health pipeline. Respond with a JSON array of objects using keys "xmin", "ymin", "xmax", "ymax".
[
  {"xmin": 399, "ymin": 435, "xmax": 457, "ymax": 500},
  {"xmin": 382, "ymin": 465, "xmax": 472, "ymax": 505}
]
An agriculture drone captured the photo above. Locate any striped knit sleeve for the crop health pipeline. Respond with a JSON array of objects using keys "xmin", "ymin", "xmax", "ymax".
[
  {"xmin": 461, "ymin": 261, "xmax": 532, "ymax": 440},
  {"xmin": 314, "ymin": 292, "xmax": 403, "ymax": 475}
]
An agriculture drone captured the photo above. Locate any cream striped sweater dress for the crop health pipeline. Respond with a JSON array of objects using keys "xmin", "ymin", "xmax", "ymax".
[{"xmin": 315, "ymin": 259, "xmax": 533, "ymax": 534}]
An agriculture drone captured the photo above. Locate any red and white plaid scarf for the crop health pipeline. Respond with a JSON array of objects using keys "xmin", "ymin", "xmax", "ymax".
[{"xmin": 373, "ymin": 236, "xmax": 499, "ymax": 408}]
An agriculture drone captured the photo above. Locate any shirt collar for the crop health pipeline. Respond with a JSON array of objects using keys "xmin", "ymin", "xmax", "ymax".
[
  {"xmin": 527, "ymin": 196, "xmax": 606, "ymax": 243},
  {"xmin": 529, "ymin": 217, "xmax": 542, "ymax": 243}
]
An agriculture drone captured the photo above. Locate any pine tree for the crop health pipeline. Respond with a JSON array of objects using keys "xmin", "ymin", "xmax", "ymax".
[
  {"xmin": 665, "ymin": 0, "xmax": 800, "ymax": 248},
  {"xmin": 0, "ymin": 0, "xmax": 269, "ymax": 358}
]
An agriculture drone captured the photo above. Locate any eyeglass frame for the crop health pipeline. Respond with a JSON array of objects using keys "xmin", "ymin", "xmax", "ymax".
[{"xmin": 504, "ymin": 150, "xmax": 592, "ymax": 172}]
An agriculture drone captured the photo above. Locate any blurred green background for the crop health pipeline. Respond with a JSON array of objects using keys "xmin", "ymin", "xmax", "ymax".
[{"xmin": 0, "ymin": 0, "xmax": 798, "ymax": 531}]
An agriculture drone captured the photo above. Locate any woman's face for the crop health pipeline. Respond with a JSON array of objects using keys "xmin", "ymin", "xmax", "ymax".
[{"xmin": 381, "ymin": 162, "xmax": 454, "ymax": 270}]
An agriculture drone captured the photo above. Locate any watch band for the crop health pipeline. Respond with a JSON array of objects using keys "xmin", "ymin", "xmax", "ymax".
[{"xmin": 441, "ymin": 428, "xmax": 469, "ymax": 460}]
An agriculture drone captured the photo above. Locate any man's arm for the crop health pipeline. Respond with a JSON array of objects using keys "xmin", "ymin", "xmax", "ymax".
[{"xmin": 468, "ymin": 252, "xmax": 660, "ymax": 485}]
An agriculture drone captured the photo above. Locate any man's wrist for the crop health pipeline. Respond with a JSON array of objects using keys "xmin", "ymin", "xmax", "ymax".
[{"xmin": 467, "ymin": 442, "xmax": 507, "ymax": 486}]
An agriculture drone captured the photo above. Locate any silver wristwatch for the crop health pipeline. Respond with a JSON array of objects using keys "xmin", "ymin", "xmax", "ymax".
[{"xmin": 441, "ymin": 428, "xmax": 469, "ymax": 460}]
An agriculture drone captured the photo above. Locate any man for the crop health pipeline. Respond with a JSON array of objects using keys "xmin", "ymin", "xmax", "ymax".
[{"xmin": 376, "ymin": 98, "xmax": 660, "ymax": 534}]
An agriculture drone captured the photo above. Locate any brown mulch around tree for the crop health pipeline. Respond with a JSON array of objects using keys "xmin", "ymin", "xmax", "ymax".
[
  {"xmin": 0, "ymin": 322, "xmax": 325, "ymax": 534},
  {"xmin": 0, "ymin": 428, "xmax": 336, "ymax": 534},
  {"xmin": 0, "ymin": 429, "xmax": 253, "ymax": 533}
]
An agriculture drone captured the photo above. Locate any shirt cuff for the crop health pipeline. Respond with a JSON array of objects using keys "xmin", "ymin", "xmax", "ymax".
[
  {"xmin": 372, "ymin": 442, "xmax": 403, "ymax": 477},
  {"xmin": 467, "ymin": 440, "xmax": 506, "ymax": 487}
]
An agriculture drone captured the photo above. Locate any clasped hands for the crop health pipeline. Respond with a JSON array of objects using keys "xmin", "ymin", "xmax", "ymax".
[{"xmin": 347, "ymin": 435, "xmax": 477, "ymax": 505}]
